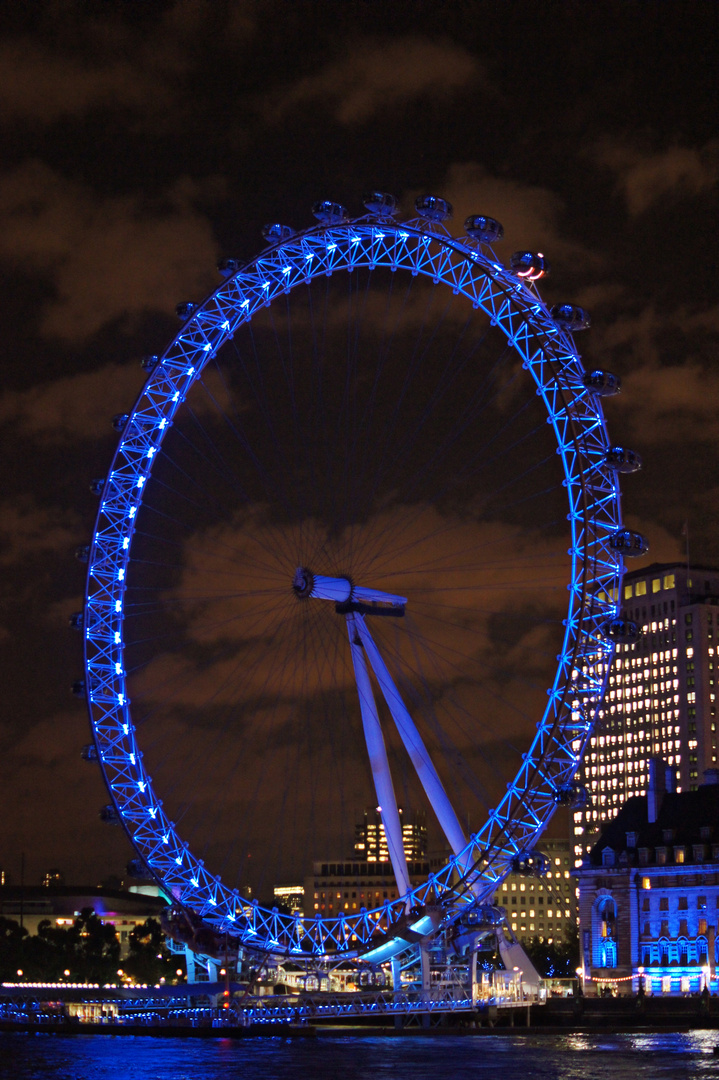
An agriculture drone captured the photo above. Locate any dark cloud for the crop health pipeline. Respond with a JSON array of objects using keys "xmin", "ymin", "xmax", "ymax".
[
  {"xmin": 0, "ymin": 163, "xmax": 220, "ymax": 341},
  {"xmin": 594, "ymin": 139, "xmax": 719, "ymax": 216},
  {"xmin": 0, "ymin": 0, "xmax": 716, "ymax": 887},
  {"xmin": 271, "ymin": 36, "xmax": 482, "ymax": 125}
]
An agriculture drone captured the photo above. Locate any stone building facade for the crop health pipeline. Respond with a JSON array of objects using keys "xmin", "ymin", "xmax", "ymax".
[{"xmin": 576, "ymin": 761, "xmax": 719, "ymax": 995}]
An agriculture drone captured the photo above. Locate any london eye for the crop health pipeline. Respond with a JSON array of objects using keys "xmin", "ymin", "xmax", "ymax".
[{"xmin": 79, "ymin": 191, "xmax": 636, "ymax": 963}]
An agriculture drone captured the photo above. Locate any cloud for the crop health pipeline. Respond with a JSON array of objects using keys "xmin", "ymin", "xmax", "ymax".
[
  {"xmin": 591, "ymin": 302, "xmax": 719, "ymax": 444},
  {"xmin": 0, "ymin": 497, "xmax": 82, "ymax": 567},
  {"xmin": 0, "ymin": 711, "xmax": 131, "ymax": 885},
  {"xmin": 0, "ymin": 3, "xmax": 257, "ymax": 126},
  {"xmin": 428, "ymin": 162, "xmax": 594, "ymax": 267},
  {"xmin": 0, "ymin": 39, "xmax": 170, "ymax": 124},
  {"xmin": 595, "ymin": 140, "xmax": 719, "ymax": 215},
  {"xmin": 0, "ymin": 161, "xmax": 220, "ymax": 340},
  {"xmin": 0, "ymin": 362, "xmax": 147, "ymax": 443},
  {"xmin": 273, "ymin": 37, "xmax": 481, "ymax": 124},
  {"xmin": 0, "ymin": 355, "xmax": 233, "ymax": 444}
]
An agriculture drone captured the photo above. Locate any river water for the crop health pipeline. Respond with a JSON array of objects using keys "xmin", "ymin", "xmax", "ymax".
[{"xmin": 2, "ymin": 1030, "xmax": 719, "ymax": 1080}]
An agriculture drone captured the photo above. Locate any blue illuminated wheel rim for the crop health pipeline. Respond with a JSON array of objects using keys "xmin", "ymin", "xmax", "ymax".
[{"xmin": 83, "ymin": 208, "xmax": 623, "ymax": 957}]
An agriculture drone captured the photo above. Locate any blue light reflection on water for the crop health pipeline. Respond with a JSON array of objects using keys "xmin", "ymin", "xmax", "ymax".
[{"xmin": 2, "ymin": 1031, "xmax": 719, "ymax": 1080}]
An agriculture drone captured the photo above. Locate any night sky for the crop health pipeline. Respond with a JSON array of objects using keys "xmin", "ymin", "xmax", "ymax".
[{"xmin": 1, "ymin": 0, "xmax": 718, "ymax": 894}]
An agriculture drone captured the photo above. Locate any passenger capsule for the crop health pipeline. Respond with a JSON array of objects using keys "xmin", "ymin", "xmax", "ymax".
[
  {"xmin": 550, "ymin": 304, "xmax": 591, "ymax": 331},
  {"xmin": 610, "ymin": 529, "xmax": 649, "ymax": 557},
  {"xmin": 464, "ymin": 215, "xmax": 504, "ymax": 243},
  {"xmin": 604, "ymin": 446, "xmax": 643, "ymax": 473},
  {"xmin": 261, "ymin": 224, "xmax": 296, "ymax": 244},
  {"xmin": 74, "ymin": 544, "xmax": 90, "ymax": 563},
  {"xmin": 311, "ymin": 201, "xmax": 348, "ymax": 225},
  {"xmin": 99, "ymin": 804, "xmax": 120, "ymax": 825},
  {"xmin": 81, "ymin": 743, "xmax": 98, "ymax": 761},
  {"xmin": 414, "ymin": 195, "xmax": 453, "ymax": 222},
  {"xmin": 554, "ymin": 782, "xmax": 589, "ymax": 808},
  {"xmin": 68, "ymin": 611, "xmax": 84, "ymax": 630},
  {"xmin": 509, "ymin": 251, "xmax": 550, "ymax": 281},
  {"xmin": 603, "ymin": 618, "xmax": 642, "ymax": 644},
  {"xmin": 175, "ymin": 302, "xmax": 197, "ymax": 320},
  {"xmin": 89, "ymin": 478, "xmax": 105, "ymax": 496},
  {"xmin": 140, "ymin": 354, "xmax": 160, "ymax": 372},
  {"xmin": 511, "ymin": 850, "xmax": 550, "ymax": 876},
  {"xmin": 127, "ymin": 858, "xmax": 150, "ymax": 878},
  {"xmin": 112, "ymin": 413, "xmax": 129, "ymax": 432},
  {"xmin": 363, "ymin": 191, "xmax": 398, "ymax": 217},
  {"xmin": 216, "ymin": 257, "xmax": 240, "ymax": 277},
  {"xmin": 582, "ymin": 369, "xmax": 621, "ymax": 396},
  {"xmin": 71, "ymin": 679, "xmax": 86, "ymax": 698}
]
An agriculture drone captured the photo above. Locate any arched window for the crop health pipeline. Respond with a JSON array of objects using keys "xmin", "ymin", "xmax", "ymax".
[
  {"xmin": 600, "ymin": 939, "xmax": 617, "ymax": 968},
  {"xmin": 593, "ymin": 895, "xmax": 618, "ymax": 968},
  {"xmin": 677, "ymin": 937, "xmax": 689, "ymax": 967}
]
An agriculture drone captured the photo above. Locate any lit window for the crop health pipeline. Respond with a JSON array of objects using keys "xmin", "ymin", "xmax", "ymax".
[
  {"xmin": 652, "ymin": 579, "xmax": 661, "ymax": 593},
  {"xmin": 636, "ymin": 581, "xmax": 647, "ymax": 597}
]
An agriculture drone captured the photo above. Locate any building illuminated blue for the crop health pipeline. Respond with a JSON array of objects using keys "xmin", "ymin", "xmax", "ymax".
[{"xmin": 576, "ymin": 760, "xmax": 719, "ymax": 995}]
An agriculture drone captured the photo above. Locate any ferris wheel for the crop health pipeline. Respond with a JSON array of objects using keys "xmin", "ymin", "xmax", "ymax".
[{"xmin": 78, "ymin": 192, "xmax": 641, "ymax": 960}]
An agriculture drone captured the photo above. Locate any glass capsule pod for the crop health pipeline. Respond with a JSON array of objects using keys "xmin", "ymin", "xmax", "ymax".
[
  {"xmin": 553, "ymin": 782, "xmax": 589, "ymax": 808},
  {"xmin": 99, "ymin": 804, "xmax": 121, "ymax": 825},
  {"xmin": 71, "ymin": 679, "xmax": 86, "ymax": 697},
  {"xmin": 89, "ymin": 478, "xmax": 105, "ymax": 495},
  {"xmin": 363, "ymin": 191, "xmax": 398, "ymax": 216},
  {"xmin": 111, "ymin": 413, "xmax": 129, "ymax": 432},
  {"xmin": 175, "ymin": 301, "xmax": 197, "ymax": 320},
  {"xmin": 464, "ymin": 214, "xmax": 504, "ymax": 243},
  {"xmin": 74, "ymin": 544, "xmax": 90, "ymax": 562},
  {"xmin": 81, "ymin": 743, "xmax": 98, "ymax": 761},
  {"xmin": 509, "ymin": 251, "xmax": 550, "ymax": 281},
  {"xmin": 605, "ymin": 446, "xmax": 643, "ymax": 473},
  {"xmin": 511, "ymin": 850, "xmax": 550, "ymax": 876},
  {"xmin": 311, "ymin": 201, "xmax": 348, "ymax": 225},
  {"xmin": 140, "ymin": 354, "xmax": 159, "ymax": 371},
  {"xmin": 216, "ymin": 257, "xmax": 241, "ymax": 277},
  {"xmin": 261, "ymin": 224, "xmax": 296, "ymax": 244},
  {"xmin": 610, "ymin": 529, "xmax": 649, "ymax": 556},
  {"xmin": 582, "ymin": 369, "xmax": 622, "ymax": 396},
  {"xmin": 414, "ymin": 194, "xmax": 453, "ymax": 222},
  {"xmin": 68, "ymin": 610, "xmax": 84, "ymax": 630},
  {"xmin": 603, "ymin": 618, "xmax": 642, "ymax": 644},
  {"xmin": 550, "ymin": 304, "xmax": 591, "ymax": 331}
]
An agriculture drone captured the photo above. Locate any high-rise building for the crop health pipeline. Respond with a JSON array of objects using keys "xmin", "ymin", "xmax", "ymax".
[
  {"xmin": 574, "ymin": 562, "xmax": 719, "ymax": 865},
  {"xmin": 353, "ymin": 807, "xmax": 427, "ymax": 862},
  {"xmin": 492, "ymin": 838, "xmax": 577, "ymax": 945}
]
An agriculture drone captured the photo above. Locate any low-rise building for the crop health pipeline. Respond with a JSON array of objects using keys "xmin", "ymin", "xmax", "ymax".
[
  {"xmin": 575, "ymin": 760, "xmax": 719, "ymax": 995},
  {"xmin": 0, "ymin": 885, "xmax": 168, "ymax": 957}
]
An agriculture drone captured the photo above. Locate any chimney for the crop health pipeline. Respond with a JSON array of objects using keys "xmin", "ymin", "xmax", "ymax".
[{"xmin": 648, "ymin": 756, "xmax": 675, "ymax": 823}]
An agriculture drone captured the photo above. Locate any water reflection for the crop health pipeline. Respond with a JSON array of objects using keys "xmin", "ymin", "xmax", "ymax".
[{"xmin": 3, "ymin": 1030, "xmax": 719, "ymax": 1080}]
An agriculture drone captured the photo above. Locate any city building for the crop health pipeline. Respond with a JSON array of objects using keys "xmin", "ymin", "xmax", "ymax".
[
  {"xmin": 492, "ymin": 838, "xmax": 577, "ymax": 945},
  {"xmin": 0, "ymin": 884, "xmax": 168, "ymax": 957},
  {"xmin": 574, "ymin": 562, "xmax": 719, "ymax": 864},
  {"xmin": 304, "ymin": 858, "xmax": 432, "ymax": 919},
  {"xmin": 273, "ymin": 883, "xmax": 304, "ymax": 914},
  {"xmin": 575, "ymin": 760, "xmax": 719, "ymax": 995},
  {"xmin": 353, "ymin": 807, "xmax": 427, "ymax": 862},
  {"xmin": 306, "ymin": 806, "xmax": 435, "ymax": 919}
]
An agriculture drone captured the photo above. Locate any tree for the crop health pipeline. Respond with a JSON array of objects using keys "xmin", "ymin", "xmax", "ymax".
[
  {"xmin": 122, "ymin": 918, "xmax": 182, "ymax": 985},
  {"xmin": 524, "ymin": 926, "xmax": 580, "ymax": 979}
]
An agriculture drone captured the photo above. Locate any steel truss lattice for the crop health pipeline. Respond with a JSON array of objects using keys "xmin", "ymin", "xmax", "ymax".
[{"xmin": 83, "ymin": 212, "xmax": 623, "ymax": 958}]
